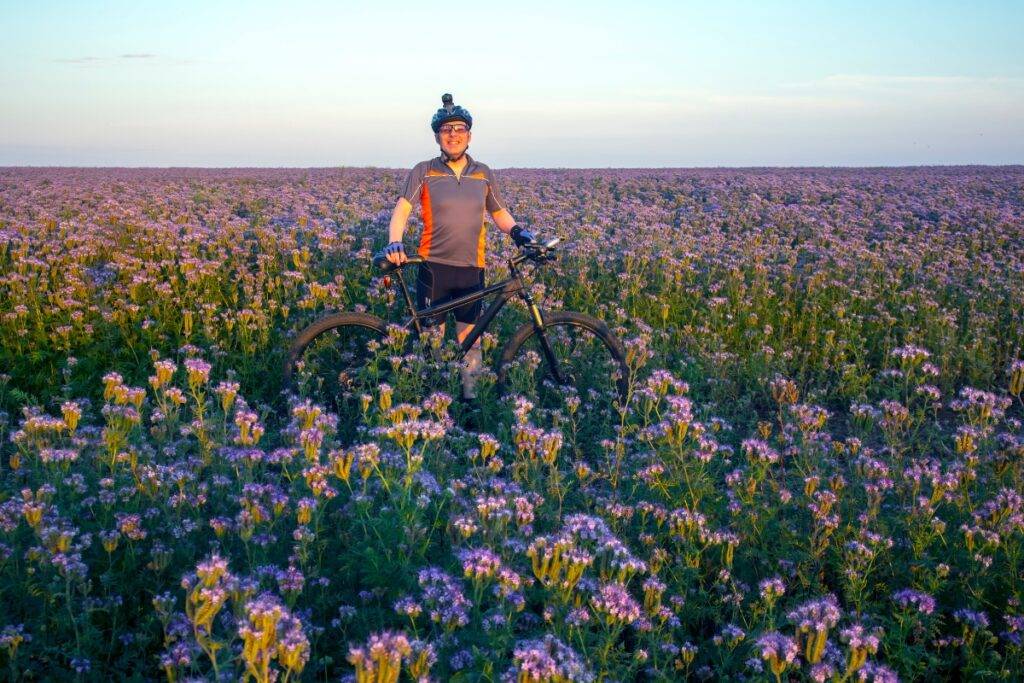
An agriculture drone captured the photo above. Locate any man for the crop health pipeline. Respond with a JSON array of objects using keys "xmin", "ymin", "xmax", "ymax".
[{"xmin": 384, "ymin": 94, "xmax": 534, "ymax": 400}]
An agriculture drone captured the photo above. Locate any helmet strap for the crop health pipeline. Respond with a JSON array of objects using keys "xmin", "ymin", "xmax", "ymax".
[{"xmin": 441, "ymin": 147, "xmax": 467, "ymax": 163}]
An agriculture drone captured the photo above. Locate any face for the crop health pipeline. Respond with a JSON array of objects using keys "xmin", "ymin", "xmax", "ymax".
[{"xmin": 436, "ymin": 120, "xmax": 471, "ymax": 158}]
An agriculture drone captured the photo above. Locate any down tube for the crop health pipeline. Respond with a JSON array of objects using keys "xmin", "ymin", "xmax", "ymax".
[{"xmin": 460, "ymin": 290, "xmax": 515, "ymax": 353}]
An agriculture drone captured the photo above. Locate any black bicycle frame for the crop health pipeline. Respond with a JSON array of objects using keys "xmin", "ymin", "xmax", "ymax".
[{"xmin": 387, "ymin": 258, "xmax": 566, "ymax": 382}]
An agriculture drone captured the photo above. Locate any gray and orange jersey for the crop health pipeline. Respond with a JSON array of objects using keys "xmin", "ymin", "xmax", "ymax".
[{"xmin": 400, "ymin": 154, "xmax": 507, "ymax": 268}]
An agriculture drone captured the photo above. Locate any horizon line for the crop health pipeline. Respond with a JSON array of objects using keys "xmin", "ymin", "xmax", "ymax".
[{"xmin": 3, "ymin": 163, "xmax": 1023, "ymax": 171}]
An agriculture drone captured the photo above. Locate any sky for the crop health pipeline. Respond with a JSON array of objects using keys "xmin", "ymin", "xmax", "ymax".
[{"xmin": 1, "ymin": 0, "xmax": 1022, "ymax": 167}]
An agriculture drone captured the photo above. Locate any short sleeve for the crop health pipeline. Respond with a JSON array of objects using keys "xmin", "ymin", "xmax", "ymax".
[
  {"xmin": 401, "ymin": 163, "xmax": 426, "ymax": 206},
  {"xmin": 485, "ymin": 167, "xmax": 507, "ymax": 213}
]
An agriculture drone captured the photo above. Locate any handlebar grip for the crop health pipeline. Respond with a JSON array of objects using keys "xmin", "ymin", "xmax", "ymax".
[{"xmin": 372, "ymin": 251, "xmax": 423, "ymax": 272}]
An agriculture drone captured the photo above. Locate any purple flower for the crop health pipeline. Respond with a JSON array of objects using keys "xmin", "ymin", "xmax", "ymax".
[
  {"xmin": 460, "ymin": 547, "xmax": 502, "ymax": 582},
  {"xmin": 788, "ymin": 594, "xmax": 842, "ymax": 633},
  {"xmin": 347, "ymin": 630, "xmax": 411, "ymax": 677},
  {"xmin": 742, "ymin": 438, "xmax": 780, "ymax": 464},
  {"xmin": 394, "ymin": 596, "xmax": 422, "ymax": 619},
  {"xmin": 954, "ymin": 608, "xmax": 990, "ymax": 630},
  {"xmin": 0, "ymin": 624, "xmax": 31, "ymax": 650},
  {"xmin": 566, "ymin": 607, "xmax": 591, "ymax": 627},
  {"xmin": 755, "ymin": 631, "xmax": 798, "ymax": 663},
  {"xmin": 277, "ymin": 565, "xmax": 305, "ymax": 594},
  {"xmin": 417, "ymin": 567, "xmax": 471, "ymax": 630},
  {"xmin": 855, "ymin": 662, "xmax": 900, "ymax": 682},
  {"xmin": 506, "ymin": 634, "xmax": 593, "ymax": 682},
  {"xmin": 713, "ymin": 623, "xmax": 746, "ymax": 648},
  {"xmin": 840, "ymin": 624, "xmax": 882, "ymax": 653},
  {"xmin": 591, "ymin": 583, "xmax": 641, "ymax": 626},
  {"xmin": 70, "ymin": 657, "xmax": 91, "ymax": 674},
  {"xmin": 892, "ymin": 588, "xmax": 936, "ymax": 616},
  {"xmin": 449, "ymin": 648, "xmax": 474, "ymax": 671},
  {"xmin": 1002, "ymin": 615, "xmax": 1024, "ymax": 646},
  {"xmin": 759, "ymin": 577, "xmax": 786, "ymax": 602}
]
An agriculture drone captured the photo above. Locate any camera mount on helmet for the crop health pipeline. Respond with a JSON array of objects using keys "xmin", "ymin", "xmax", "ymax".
[{"xmin": 431, "ymin": 93, "xmax": 473, "ymax": 134}]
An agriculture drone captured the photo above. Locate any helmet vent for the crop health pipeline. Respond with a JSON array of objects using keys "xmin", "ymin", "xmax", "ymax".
[{"xmin": 431, "ymin": 95, "xmax": 472, "ymax": 132}]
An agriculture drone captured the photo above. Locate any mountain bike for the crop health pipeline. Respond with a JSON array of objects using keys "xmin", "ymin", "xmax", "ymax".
[{"xmin": 284, "ymin": 238, "xmax": 628, "ymax": 421}]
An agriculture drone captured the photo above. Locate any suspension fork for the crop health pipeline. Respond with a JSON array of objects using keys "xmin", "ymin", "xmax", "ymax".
[{"xmin": 520, "ymin": 285, "xmax": 567, "ymax": 384}]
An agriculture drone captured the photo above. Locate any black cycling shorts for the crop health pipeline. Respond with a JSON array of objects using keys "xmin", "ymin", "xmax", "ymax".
[{"xmin": 416, "ymin": 262, "xmax": 485, "ymax": 326}]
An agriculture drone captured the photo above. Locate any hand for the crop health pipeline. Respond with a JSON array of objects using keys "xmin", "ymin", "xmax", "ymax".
[
  {"xmin": 384, "ymin": 241, "xmax": 407, "ymax": 265},
  {"xmin": 510, "ymin": 226, "xmax": 536, "ymax": 247}
]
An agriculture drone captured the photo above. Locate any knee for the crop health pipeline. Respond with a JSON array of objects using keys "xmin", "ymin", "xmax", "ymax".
[
  {"xmin": 464, "ymin": 344, "xmax": 483, "ymax": 371},
  {"xmin": 456, "ymin": 322, "xmax": 477, "ymax": 346}
]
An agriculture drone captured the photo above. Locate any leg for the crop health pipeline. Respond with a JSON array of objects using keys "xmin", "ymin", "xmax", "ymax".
[
  {"xmin": 455, "ymin": 322, "xmax": 474, "ymax": 345},
  {"xmin": 416, "ymin": 262, "xmax": 446, "ymax": 345},
  {"xmin": 454, "ymin": 267, "xmax": 485, "ymax": 400},
  {"xmin": 420, "ymin": 262, "xmax": 485, "ymax": 401},
  {"xmin": 457, "ymin": 322, "xmax": 482, "ymax": 399}
]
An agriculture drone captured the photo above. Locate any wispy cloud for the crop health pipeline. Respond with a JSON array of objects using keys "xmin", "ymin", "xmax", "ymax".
[
  {"xmin": 53, "ymin": 53, "xmax": 161, "ymax": 65},
  {"xmin": 54, "ymin": 56, "xmax": 103, "ymax": 64},
  {"xmin": 704, "ymin": 92, "xmax": 860, "ymax": 111},
  {"xmin": 784, "ymin": 74, "xmax": 1024, "ymax": 91},
  {"xmin": 759, "ymin": 74, "xmax": 1024, "ymax": 114}
]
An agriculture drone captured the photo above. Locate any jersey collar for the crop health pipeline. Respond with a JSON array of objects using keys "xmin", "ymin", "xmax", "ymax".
[{"xmin": 435, "ymin": 153, "xmax": 477, "ymax": 176}]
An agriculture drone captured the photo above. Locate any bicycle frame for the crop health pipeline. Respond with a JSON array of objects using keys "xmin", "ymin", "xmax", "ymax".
[
  {"xmin": 386, "ymin": 256, "xmax": 566, "ymax": 382},
  {"xmin": 374, "ymin": 244, "xmax": 569, "ymax": 385}
]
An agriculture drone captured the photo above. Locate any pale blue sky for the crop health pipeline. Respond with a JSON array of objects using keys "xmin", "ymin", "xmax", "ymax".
[{"xmin": 1, "ymin": 0, "xmax": 1022, "ymax": 167}]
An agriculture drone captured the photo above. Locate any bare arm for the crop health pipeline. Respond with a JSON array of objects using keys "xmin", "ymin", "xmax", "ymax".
[
  {"xmin": 491, "ymin": 208, "xmax": 518, "ymax": 234},
  {"xmin": 388, "ymin": 197, "xmax": 413, "ymax": 242},
  {"xmin": 385, "ymin": 197, "xmax": 414, "ymax": 264}
]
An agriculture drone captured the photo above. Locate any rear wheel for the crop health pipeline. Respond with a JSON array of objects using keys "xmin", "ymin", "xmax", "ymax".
[
  {"xmin": 285, "ymin": 312, "xmax": 390, "ymax": 419},
  {"xmin": 496, "ymin": 311, "xmax": 627, "ymax": 440}
]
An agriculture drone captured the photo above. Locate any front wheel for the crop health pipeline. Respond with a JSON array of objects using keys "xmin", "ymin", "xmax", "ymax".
[
  {"xmin": 496, "ymin": 311, "xmax": 628, "ymax": 423},
  {"xmin": 285, "ymin": 312, "xmax": 390, "ymax": 418}
]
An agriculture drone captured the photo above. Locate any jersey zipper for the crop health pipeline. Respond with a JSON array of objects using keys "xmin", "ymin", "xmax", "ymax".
[{"xmin": 442, "ymin": 154, "xmax": 472, "ymax": 184}]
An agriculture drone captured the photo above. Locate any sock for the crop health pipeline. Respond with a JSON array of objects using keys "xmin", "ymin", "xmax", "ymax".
[{"xmin": 461, "ymin": 345, "xmax": 482, "ymax": 399}]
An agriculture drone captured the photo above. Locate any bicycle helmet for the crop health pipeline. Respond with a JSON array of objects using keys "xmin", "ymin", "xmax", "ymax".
[{"xmin": 430, "ymin": 93, "xmax": 473, "ymax": 133}]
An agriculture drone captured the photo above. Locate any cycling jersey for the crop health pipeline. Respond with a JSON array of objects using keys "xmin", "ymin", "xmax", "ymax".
[{"xmin": 401, "ymin": 154, "xmax": 507, "ymax": 268}]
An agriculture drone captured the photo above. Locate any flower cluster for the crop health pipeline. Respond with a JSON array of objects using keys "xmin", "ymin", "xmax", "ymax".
[{"xmin": 505, "ymin": 634, "xmax": 593, "ymax": 682}]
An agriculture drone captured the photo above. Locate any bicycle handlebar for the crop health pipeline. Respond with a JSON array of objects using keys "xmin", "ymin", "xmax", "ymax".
[
  {"xmin": 373, "ymin": 253, "xmax": 425, "ymax": 273},
  {"xmin": 510, "ymin": 237, "xmax": 560, "ymax": 267}
]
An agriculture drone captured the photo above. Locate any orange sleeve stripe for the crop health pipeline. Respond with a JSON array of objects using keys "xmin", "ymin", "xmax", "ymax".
[
  {"xmin": 418, "ymin": 183, "xmax": 433, "ymax": 258},
  {"xmin": 476, "ymin": 218, "xmax": 486, "ymax": 267}
]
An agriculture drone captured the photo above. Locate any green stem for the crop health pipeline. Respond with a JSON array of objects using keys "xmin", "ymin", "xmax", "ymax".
[{"xmin": 64, "ymin": 578, "xmax": 82, "ymax": 654}]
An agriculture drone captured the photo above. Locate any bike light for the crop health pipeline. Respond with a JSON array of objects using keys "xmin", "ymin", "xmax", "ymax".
[{"xmin": 382, "ymin": 275, "xmax": 392, "ymax": 288}]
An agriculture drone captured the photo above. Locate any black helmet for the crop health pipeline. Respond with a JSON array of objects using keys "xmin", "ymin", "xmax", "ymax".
[{"xmin": 430, "ymin": 93, "xmax": 473, "ymax": 133}]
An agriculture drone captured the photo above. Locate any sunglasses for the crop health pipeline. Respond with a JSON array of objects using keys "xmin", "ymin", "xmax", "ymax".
[{"xmin": 439, "ymin": 124, "xmax": 470, "ymax": 136}]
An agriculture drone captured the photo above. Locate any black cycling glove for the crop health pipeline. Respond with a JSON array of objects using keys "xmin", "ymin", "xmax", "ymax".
[{"xmin": 510, "ymin": 226, "xmax": 536, "ymax": 247}]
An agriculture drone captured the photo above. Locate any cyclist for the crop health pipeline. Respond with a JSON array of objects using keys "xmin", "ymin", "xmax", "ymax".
[{"xmin": 384, "ymin": 94, "xmax": 534, "ymax": 400}]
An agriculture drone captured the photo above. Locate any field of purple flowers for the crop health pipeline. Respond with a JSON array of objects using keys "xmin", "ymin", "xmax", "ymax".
[{"xmin": 0, "ymin": 166, "xmax": 1022, "ymax": 681}]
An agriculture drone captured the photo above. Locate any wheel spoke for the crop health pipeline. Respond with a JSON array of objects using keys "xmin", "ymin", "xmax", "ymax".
[
  {"xmin": 501, "ymin": 317, "xmax": 627, "ymax": 439},
  {"xmin": 290, "ymin": 321, "xmax": 387, "ymax": 422}
]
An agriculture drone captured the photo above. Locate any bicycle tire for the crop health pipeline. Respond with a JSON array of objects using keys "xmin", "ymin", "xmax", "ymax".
[
  {"xmin": 495, "ymin": 311, "xmax": 628, "ymax": 408},
  {"xmin": 285, "ymin": 312, "xmax": 390, "ymax": 411}
]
